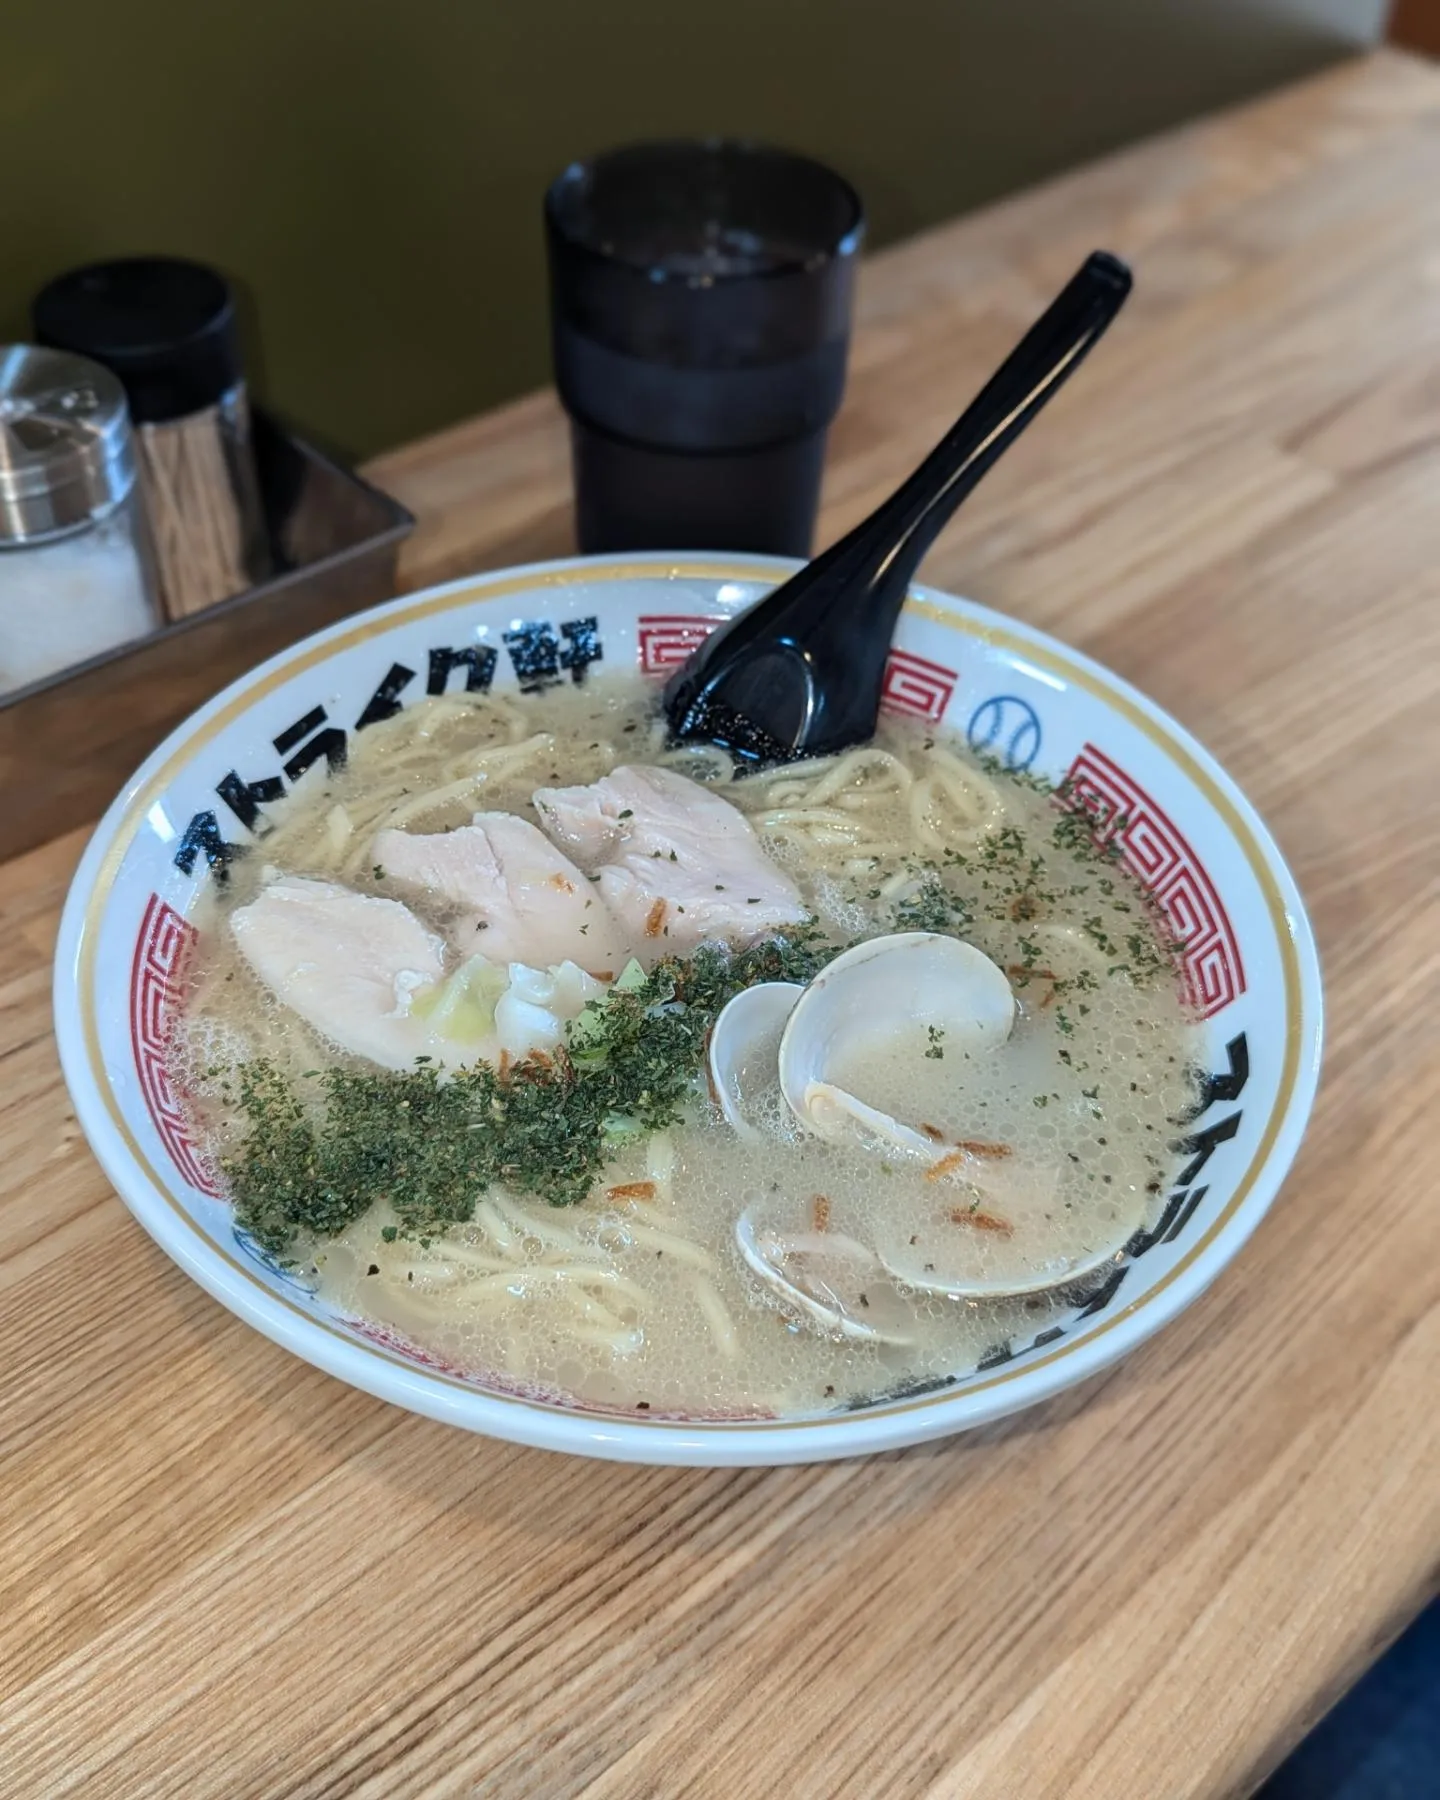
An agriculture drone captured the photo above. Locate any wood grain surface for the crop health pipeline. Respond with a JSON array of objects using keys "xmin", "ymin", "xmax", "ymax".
[{"xmin": 4, "ymin": 50, "xmax": 1440, "ymax": 1799}]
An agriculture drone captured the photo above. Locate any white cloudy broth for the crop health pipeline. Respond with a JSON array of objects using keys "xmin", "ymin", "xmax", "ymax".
[{"xmin": 176, "ymin": 673, "xmax": 1198, "ymax": 1418}]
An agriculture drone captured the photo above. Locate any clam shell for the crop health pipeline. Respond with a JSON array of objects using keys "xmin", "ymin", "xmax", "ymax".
[
  {"xmin": 873, "ymin": 1182, "xmax": 1129, "ymax": 1298},
  {"xmin": 734, "ymin": 1210, "xmax": 917, "ymax": 1345},
  {"xmin": 706, "ymin": 981, "xmax": 803, "ymax": 1139},
  {"xmin": 716, "ymin": 933, "xmax": 1135, "ymax": 1301},
  {"xmin": 870, "ymin": 1145, "xmax": 1140, "ymax": 1300},
  {"xmin": 778, "ymin": 933, "xmax": 1015, "ymax": 1154}
]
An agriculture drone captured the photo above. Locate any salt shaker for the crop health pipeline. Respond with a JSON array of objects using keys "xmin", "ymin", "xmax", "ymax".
[
  {"xmin": 34, "ymin": 257, "xmax": 269, "ymax": 623},
  {"xmin": 0, "ymin": 346, "xmax": 160, "ymax": 697}
]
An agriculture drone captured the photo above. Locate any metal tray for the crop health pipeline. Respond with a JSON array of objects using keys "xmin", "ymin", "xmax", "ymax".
[{"xmin": 0, "ymin": 412, "xmax": 414, "ymax": 862}]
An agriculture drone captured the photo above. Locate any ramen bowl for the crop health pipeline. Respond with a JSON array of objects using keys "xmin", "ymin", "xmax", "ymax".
[{"xmin": 53, "ymin": 554, "xmax": 1322, "ymax": 1465}]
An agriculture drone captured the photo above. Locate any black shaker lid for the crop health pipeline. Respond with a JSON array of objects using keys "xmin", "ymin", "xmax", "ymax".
[{"xmin": 32, "ymin": 257, "xmax": 244, "ymax": 423}]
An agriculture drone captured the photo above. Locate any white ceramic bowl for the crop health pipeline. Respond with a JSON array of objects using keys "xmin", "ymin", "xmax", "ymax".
[{"xmin": 53, "ymin": 554, "xmax": 1322, "ymax": 1464}]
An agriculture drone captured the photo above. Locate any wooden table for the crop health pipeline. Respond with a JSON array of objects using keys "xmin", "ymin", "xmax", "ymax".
[{"xmin": 5, "ymin": 49, "xmax": 1439, "ymax": 1799}]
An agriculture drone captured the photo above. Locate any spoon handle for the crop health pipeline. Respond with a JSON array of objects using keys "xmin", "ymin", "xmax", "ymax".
[
  {"xmin": 818, "ymin": 251, "xmax": 1133, "ymax": 602},
  {"xmin": 664, "ymin": 251, "xmax": 1132, "ymax": 762}
]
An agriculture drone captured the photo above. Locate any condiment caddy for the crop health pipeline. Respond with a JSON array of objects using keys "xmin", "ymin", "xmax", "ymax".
[{"xmin": 0, "ymin": 412, "xmax": 412, "ymax": 861}]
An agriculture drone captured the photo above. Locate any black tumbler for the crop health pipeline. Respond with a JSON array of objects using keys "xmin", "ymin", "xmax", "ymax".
[{"xmin": 545, "ymin": 139, "xmax": 864, "ymax": 557}]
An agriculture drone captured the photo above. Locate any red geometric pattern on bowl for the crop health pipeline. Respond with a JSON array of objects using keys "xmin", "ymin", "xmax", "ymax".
[
  {"xmin": 878, "ymin": 649, "xmax": 958, "ymax": 723},
  {"xmin": 1058, "ymin": 743, "xmax": 1247, "ymax": 1017},
  {"xmin": 636, "ymin": 615, "xmax": 728, "ymax": 676},
  {"xmin": 130, "ymin": 894, "xmax": 218, "ymax": 1195},
  {"xmin": 635, "ymin": 618, "xmax": 959, "ymax": 733}
]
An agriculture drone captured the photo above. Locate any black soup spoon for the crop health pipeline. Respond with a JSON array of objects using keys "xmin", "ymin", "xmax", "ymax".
[{"xmin": 662, "ymin": 250, "xmax": 1133, "ymax": 764}]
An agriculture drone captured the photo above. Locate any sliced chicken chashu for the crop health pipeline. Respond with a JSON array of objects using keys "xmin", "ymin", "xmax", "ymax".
[
  {"xmin": 230, "ymin": 875, "xmax": 448, "ymax": 1071},
  {"xmin": 532, "ymin": 764, "xmax": 806, "ymax": 961},
  {"xmin": 372, "ymin": 812, "xmax": 632, "ymax": 977},
  {"xmin": 230, "ymin": 874, "xmax": 605, "ymax": 1072}
]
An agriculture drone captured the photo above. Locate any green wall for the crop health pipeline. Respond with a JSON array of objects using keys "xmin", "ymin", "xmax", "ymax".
[{"xmin": 3, "ymin": 0, "xmax": 1383, "ymax": 458}]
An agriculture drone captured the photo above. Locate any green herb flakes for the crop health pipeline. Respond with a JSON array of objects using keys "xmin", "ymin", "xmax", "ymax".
[{"xmin": 222, "ymin": 927, "xmax": 838, "ymax": 1254}]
